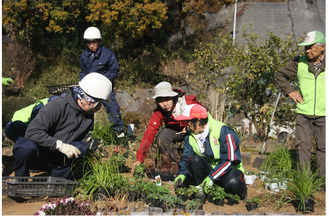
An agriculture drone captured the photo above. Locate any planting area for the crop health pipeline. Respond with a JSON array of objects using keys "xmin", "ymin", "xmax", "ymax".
[{"xmin": 2, "ymin": 143, "xmax": 326, "ymax": 215}]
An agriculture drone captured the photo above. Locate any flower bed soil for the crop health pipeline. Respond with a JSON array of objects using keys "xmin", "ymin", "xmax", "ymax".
[{"xmin": 1, "ymin": 147, "xmax": 326, "ymax": 215}]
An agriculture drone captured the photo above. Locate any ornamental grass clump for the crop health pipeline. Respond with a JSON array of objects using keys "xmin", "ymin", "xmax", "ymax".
[
  {"xmin": 260, "ymin": 146, "xmax": 295, "ymax": 181},
  {"xmin": 75, "ymin": 155, "xmax": 129, "ymax": 200},
  {"xmin": 34, "ymin": 197, "xmax": 97, "ymax": 215},
  {"xmin": 286, "ymin": 162, "xmax": 324, "ymax": 213}
]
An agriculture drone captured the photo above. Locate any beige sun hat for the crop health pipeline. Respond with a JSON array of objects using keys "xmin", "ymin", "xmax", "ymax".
[{"xmin": 152, "ymin": 81, "xmax": 179, "ymax": 99}]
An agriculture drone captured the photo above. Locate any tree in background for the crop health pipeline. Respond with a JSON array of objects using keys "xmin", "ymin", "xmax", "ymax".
[
  {"xmin": 2, "ymin": 0, "xmax": 168, "ymax": 59},
  {"xmin": 224, "ymin": 28, "xmax": 301, "ymax": 141},
  {"xmin": 160, "ymin": 28, "xmax": 301, "ymax": 141}
]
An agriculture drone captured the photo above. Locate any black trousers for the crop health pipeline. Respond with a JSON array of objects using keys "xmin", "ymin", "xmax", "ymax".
[{"xmin": 184, "ymin": 154, "xmax": 247, "ymax": 199}]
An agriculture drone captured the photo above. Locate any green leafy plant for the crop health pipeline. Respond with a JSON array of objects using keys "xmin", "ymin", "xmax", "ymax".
[
  {"xmin": 185, "ymin": 199, "xmax": 202, "ymax": 212},
  {"xmin": 248, "ymin": 197, "xmax": 261, "ymax": 204},
  {"xmin": 133, "ymin": 164, "xmax": 146, "ymax": 179},
  {"xmin": 204, "ymin": 185, "xmax": 227, "ymax": 201},
  {"xmin": 161, "ymin": 194, "xmax": 182, "ymax": 210},
  {"xmin": 175, "ymin": 187, "xmax": 188, "ymax": 196},
  {"xmin": 228, "ymin": 193, "xmax": 240, "ymax": 201},
  {"xmin": 246, "ymin": 170, "xmax": 257, "ymax": 176},
  {"xmin": 186, "ymin": 185, "xmax": 202, "ymax": 199}
]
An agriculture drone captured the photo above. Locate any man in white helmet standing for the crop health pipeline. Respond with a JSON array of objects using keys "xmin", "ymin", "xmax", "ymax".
[
  {"xmin": 13, "ymin": 73, "xmax": 112, "ymax": 179},
  {"xmin": 80, "ymin": 26, "xmax": 125, "ymax": 138}
]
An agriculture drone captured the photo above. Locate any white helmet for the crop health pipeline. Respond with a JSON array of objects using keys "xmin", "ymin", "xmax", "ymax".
[
  {"xmin": 83, "ymin": 27, "xmax": 102, "ymax": 40},
  {"xmin": 79, "ymin": 73, "xmax": 112, "ymax": 101}
]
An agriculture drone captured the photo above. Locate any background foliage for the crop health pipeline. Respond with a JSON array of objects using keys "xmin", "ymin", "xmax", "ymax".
[{"xmin": 2, "ymin": 0, "xmax": 303, "ymax": 142}]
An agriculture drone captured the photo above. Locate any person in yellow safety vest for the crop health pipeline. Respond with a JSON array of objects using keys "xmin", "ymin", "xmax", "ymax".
[
  {"xmin": 5, "ymin": 97, "xmax": 56, "ymax": 142},
  {"xmin": 276, "ymin": 30, "xmax": 326, "ymax": 180},
  {"xmin": 173, "ymin": 104, "xmax": 247, "ymax": 200}
]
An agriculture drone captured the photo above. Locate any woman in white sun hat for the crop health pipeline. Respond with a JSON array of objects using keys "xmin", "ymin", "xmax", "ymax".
[{"xmin": 132, "ymin": 81, "xmax": 205, "ymax": 173}]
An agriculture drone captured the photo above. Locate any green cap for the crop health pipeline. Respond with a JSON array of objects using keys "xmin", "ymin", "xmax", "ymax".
[{"xmin": 298, "ymin": 30, "xmax": 326, "ymax": 46}]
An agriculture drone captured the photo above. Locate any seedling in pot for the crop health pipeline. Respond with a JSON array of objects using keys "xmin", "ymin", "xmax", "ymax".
[
  {"xmin": 204, "ymin": 185, "xmax": 227, "ymax": 205},
  {"xmin": 246, "ymin": 197, "xmax": 260, "ymax": 211},
  {"xmin": 175, "ymin": 187, "xmax": 189, "ymax": 201}
]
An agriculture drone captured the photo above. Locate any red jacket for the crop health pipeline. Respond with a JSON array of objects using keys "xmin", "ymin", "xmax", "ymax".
[{"xmin": 136, "ymin": 90, "xmax": 202, "ymax": 163}]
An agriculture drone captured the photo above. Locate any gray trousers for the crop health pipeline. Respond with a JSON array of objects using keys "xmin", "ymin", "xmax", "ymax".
[
  {"xmin": 156, "ymin": 127, "xmax": 186, "ymax": 162},
  {"xmin": 295, "ymin": 114, "xmax": 325, "ymax": 178}
]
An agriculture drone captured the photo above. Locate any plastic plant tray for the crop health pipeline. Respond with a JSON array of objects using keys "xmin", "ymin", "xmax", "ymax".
[
  {"xmin": 46, "ymin": 83, "xmax": 78, "ymax": 95},
  {"xmin": 2, "ymin": 176, "xmax": 78, "ymax": 197}
]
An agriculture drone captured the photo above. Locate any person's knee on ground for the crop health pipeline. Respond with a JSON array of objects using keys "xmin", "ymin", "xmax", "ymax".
[
  {"xmin": 220, "ymin": 168, "xmax": 247, "ymax": 200},
  {"xmin": 185, "ymin": 154, "xmax": 213, "ymax": 186},
  {"xmin": 5, "ymin": 121, "xmax": 27, "ymax": 142},
  {"xmin": 13, "ymin": 137, "xmax": 39, "ymax": 176}
]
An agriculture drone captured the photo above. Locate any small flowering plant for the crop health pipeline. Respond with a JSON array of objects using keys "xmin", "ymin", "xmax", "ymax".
[{"xmin": 35, "ymin": 197, "xmax": 97, "ymax": 215}]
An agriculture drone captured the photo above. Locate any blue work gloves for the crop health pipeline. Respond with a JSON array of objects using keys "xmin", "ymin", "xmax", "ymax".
[
  {"xmin": 200, "ymin": 176, "xmax": 213, "ymax": 190},
  {"xmin": 174, "ymin": 175, "xmax": 186, "ymax": 190}
]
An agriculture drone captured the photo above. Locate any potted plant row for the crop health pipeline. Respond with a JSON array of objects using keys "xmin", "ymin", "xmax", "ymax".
[{"xmin": 175, "ymin": 185, "xmax": 205, "ymax": 203}]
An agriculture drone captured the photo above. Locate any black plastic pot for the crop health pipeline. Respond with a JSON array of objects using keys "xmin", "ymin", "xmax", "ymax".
[
  {"xmin": 213, "ymin": 199, "xmax": 225, "ymax": 206},
  {"xmin": 246, "ymin": 202, "xmax": 259, "ymax": 211},
  {"xmin": 195, "ymin": 194, "xmax": 206, "ymax": 204},
  {"xmin": 227, "ymin": 198, "xmax": 239, "ymax": 206},
  {"xmin": 128, "ymin": 191, "xmax": 140, "ymax": 202},
  {"xmin": 146, "ymin": 168, "xmax": 161, "ymax": 179},
  {"xmin": 177, "ymin": 194, "xmax": 188, "ymax": 202},
  {"xmin": 149, "ymin": 198, "xmax": 162, "ymax": 207},
  {"xmin": 175, "ymin": 203, "xmax": 186, "ymax": 211},
  {"xmin": 296, "ymin": 198, "xmax": 314, "ymax": 213},
  {"xmin": 206, "ymin": 194, "xmax": 214, "ymax": 202}
]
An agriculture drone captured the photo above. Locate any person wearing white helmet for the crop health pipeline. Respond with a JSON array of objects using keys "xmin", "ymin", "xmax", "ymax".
[
  {"xmin": 276, "ymin": 30, "xmax": 326, "ymax": 180},
  {"xmin": 80, "ymin": 26, "xmax": 125, "ymax": 137},
  {"xmin": 13, "ymin": 73, "xmax": 112, "ymax": 179}
]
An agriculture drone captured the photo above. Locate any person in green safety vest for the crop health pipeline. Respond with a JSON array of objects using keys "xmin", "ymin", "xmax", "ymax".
[
  {"xmin": 173, "ymin": 104, "xmax": 247, "ymax": 200},
  {"xmin": 5, "ymin": 97, "xmax": 57, "ymax": 142},
  {"xmin": 276, "ymin": 30, "xmax": 326, "ymax": 179}
]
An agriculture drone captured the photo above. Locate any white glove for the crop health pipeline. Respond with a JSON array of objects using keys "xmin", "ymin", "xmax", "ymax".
[{"xmin": 56, "ymin": 140, "xmax": 81, "ymax": 159}]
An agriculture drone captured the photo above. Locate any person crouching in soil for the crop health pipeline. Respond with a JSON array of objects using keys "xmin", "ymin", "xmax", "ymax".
[
  {"xmin": 13, "ymin": 73, "xmax": 112, "ymax": 179},
  {"xmin": 173, "ymin": 104, "xmax": 247, "ymax": 200},
  {"xmin": 131, "ymin": 81, "xmax": 204, "ymax": 173}
]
